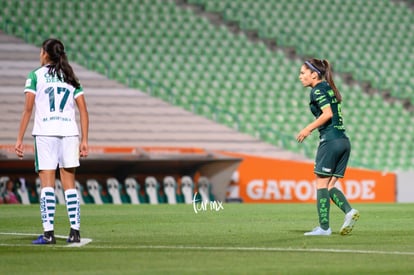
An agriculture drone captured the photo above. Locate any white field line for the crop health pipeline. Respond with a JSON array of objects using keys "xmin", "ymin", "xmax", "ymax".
[
  {"xmin": 0, "ymin": 232, "xmax": 92, "ymax": 247},
  {"xmin": 85, "ymin": 244, "xmax": 414, "ymax": 256},
  {"xmin": 1, "ymin": 232, "xmax": 414, "ymax": 255}
]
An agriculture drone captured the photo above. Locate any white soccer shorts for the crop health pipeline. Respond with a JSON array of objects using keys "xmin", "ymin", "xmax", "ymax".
[{"xmin": 34, "ymin": 136, "xmax": 80, "ymax": 171}]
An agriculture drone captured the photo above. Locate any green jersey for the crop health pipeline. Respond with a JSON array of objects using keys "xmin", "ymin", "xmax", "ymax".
[{"xmin": 309, "ymin": 81, "xmax": 347, "ymax": 141}]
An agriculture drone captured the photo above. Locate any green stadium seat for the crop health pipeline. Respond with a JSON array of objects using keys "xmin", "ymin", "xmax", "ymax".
[{"xmin": 2, "ymin": 0, "xmax": 412, "ymax": 171}]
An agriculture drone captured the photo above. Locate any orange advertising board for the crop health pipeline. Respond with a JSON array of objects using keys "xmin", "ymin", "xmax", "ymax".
[{"xmin": 222, "ymin": 152, "xmax": 396, "ymax": 203}]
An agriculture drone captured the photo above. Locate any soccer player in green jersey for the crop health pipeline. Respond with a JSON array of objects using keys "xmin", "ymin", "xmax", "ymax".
[
  {"xmin": 15, "ymin": 39, "xmax": 89, "ymax": 244},
  {"xmin": 297, "ymin": 58, "xmax": 359, "ymax": 236}
]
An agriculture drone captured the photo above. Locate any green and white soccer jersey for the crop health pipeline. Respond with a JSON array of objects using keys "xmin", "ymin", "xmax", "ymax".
[
  {"xmin": 309, "ymin": 81, "xmax": 346, "ymax": 141},
  {"xmin": 24, "ymin": 66, "xmax": 84, "ymax": 136}
]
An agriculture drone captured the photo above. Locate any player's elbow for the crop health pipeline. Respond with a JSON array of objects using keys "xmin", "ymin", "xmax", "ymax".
[{"xmin": 23, "ymin": 106, "xmax": 34, "ymax": 115}]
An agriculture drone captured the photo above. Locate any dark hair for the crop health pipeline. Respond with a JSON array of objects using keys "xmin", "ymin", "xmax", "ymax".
[
  {"xmin": 42, "ymin": 38, "xmax": 80, "ymax": 89},
  {"xmin": 304, "ymin": 58, "xmax": 342, "ymax": 103}
]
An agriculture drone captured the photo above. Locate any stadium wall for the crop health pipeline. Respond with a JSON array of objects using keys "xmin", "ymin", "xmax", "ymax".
[
  {"xmin": 396, "ymin": 171, "xmax": 414, "ymax": 203},
  {"xmin": 2, "ymin": 145, "xmax": 407, "ymax": 204}
]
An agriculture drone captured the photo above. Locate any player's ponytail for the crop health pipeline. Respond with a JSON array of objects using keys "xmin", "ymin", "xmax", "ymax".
[
  {"xmin": 42, "ymin": 39, "xmax": 80, "ymax": 89},
  {"xmin": 322, "ymin": 59, "xmax": 342, "ymax": 103},
  {"xmin": 305, "ymin": 59, "xmax": 342, "ymax": 103}
]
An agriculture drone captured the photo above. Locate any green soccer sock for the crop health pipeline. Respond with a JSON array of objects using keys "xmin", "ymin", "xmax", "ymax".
[
  {"xmin": 329, "ymin": 187, "xmax": 352, "ymax": 214},
  {"xmin": 317, "ymin": 188, "xmax": 330, "ymax": 230}
]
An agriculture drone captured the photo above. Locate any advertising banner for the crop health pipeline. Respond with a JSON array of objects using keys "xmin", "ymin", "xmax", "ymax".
[{"xmin": 223, "ymin": 152, "xmax": 396, "ymax": 203}]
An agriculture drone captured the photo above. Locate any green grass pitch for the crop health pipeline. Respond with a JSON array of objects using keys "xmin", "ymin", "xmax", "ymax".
[{"xmin": 1, "ymin": 203, "xmax": 414, "ymax": 274}]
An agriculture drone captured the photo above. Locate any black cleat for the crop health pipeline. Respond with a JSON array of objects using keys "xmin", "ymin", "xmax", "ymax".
[{"xmin": 67, "ymin": 228, "xmax": 81, "ymax": 243}]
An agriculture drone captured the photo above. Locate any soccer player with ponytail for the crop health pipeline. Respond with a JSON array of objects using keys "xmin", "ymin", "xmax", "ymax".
[
  {"xmin": 297, "ymin": 58, "xmax": 359, "ymax": 236},
  {"xmin": 15, "ymin": 38, "xmax": 89, "ymax": 244}
]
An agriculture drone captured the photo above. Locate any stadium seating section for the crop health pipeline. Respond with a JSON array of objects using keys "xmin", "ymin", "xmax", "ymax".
[{"xmin": 0, "ymin": 0, "xmax": 413, "ymax": 171}]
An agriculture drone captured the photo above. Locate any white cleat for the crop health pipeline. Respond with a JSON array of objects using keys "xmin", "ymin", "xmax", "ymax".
[
  {"xmin": 304, "ymin": 226, "xmax": 332, "ymax": 236},
  {"xmin": 340, "ymin": 209, "xmax": 360, "ymax": 235}
]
